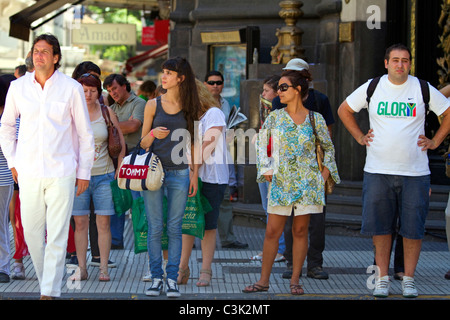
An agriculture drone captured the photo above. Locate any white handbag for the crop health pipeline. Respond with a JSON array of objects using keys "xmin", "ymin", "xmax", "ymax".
[{"xmin": 117, "ymin": 142, "xmax": 164, "ymax": 191}]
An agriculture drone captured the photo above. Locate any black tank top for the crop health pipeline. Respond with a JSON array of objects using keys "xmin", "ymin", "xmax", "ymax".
[{"xmin": 151, "ymin": 96, "xmax": 188, "ymax": 170}]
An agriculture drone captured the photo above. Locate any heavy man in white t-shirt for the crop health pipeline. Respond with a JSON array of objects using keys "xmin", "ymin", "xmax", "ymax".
[{"xmin": 338, "ymin": 44, "xmax": 450, "ymax": 298}]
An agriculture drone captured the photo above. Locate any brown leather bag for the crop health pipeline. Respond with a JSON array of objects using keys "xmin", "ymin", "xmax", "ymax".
[
  {"xmin": 100, "ymin": 105, "xmax": 122, "ymax": 159},
  {"xmin": 309, "ymin": 110, "xmax": 335, "ymax": 195}
]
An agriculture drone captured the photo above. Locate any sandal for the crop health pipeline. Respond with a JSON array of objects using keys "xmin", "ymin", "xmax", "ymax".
[
  {"xmin": 69, "ymin": 267, "xmax": 88, "ymax": 281},
  {"xmin": 250, "ymin": 252, "xmax": 263, "ymax": 261},
  {"xmin": 196, "ymin": 269, "xmax": 212, "ymax": 287},
  {"xmin": 177, "ymin": 267, "xmax": 190, "ymax": 285},
  {"xmin": 242, "ymin": 283, "xmax": 269, "ymax": 293},
  {"xmin": 99, "ymin": 267, "xmax": 110, "ymax": 282},
  {"xmin": 290, "ymin": 284, "xmax": 304, "ymax": 295}
]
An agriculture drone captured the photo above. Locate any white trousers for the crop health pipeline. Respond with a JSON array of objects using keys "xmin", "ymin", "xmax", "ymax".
[{"xmin": 19, "ymin": 173, "xmax": 76, "ymax": 297}]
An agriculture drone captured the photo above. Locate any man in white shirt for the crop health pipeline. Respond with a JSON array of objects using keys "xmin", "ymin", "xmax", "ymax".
[
  {"xmin": 338, "ymin": 44, "xmax": 450, "ymax": 298},
  {"xmin": 0, "ymin": 34, "xmax": 94, "ymax": 299}
]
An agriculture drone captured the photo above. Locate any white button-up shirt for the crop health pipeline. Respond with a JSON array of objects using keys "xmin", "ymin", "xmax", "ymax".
[{"xmin": 0, "ymin": 70, "xmax": 94, "ymax": 180}]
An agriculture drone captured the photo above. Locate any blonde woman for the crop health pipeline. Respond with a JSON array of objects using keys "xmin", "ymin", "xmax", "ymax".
[{"xmin": 178, "ymin": 80, "xmax": 228, "ymax": 287}]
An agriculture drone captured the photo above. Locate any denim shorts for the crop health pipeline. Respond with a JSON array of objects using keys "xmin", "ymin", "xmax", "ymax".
[
  {"xmin": 201, "ymin": 182, "xmax": 227, "ymax": 230},
  {"xmin": 72, "ymin": 172, "xmax": 115, "ymax": 216},
  {"xmin": 361, "ymin": 172, "xmax": 430, "ymax": 240}
]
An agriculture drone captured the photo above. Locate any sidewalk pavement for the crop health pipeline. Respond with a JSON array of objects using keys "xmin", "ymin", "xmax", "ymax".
[{"xmin": 1, "ymin": 213, "xmax": 448, "ymax": 303}]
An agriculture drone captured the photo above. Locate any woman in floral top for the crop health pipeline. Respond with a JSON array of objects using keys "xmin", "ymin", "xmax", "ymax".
[{"xmin": 243, "ymin": 70, "xmax": 340, "ymax": 295}]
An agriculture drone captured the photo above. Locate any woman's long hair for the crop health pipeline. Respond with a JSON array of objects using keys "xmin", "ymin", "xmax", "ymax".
[
  {"xmin": 196, "ymin": 79, "xmax": 217, "ymax": 112},
  {"xmin": 162, "ymin": 57, "xmax": 201, "ymax": 142}
]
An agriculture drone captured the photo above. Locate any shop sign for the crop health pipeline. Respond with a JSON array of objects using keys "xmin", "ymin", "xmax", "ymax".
[{"xmin": 72, "ymin": 24, "xmax": 136, "ymax": 45}]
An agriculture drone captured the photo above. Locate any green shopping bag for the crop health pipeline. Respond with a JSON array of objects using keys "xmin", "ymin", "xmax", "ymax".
[
  {"xmin": 110, "ymin": 180, "xmax": 133, "ymax": 216},
  {"xmin": 131, "ymin": 197, "xmax": 168, "ymax": 253},
  {"xmin": 131, "ymin": 197, "xmax": 148, "ymax": 254},
  {"xmin": 181, "ymin": 179, "xmax": 212, "ymax": 240}
]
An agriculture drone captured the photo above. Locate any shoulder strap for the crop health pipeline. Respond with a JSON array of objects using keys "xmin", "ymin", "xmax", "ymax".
[
  {"xmin": 419, "ymin": 79, "xmax": 430, "ymax": 113},
  {"xmin": 366, "ymin": 76, "xmax": 382, "ymax": 108},
  {"xmin": 419, "ymin": 78, "xmax": 430, "ymax": 133},
  {"xmin": 100, "ymin": 104, "xmax": 112, "ymax": 127}
]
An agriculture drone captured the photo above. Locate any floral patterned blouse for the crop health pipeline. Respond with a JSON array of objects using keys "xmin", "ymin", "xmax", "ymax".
[{"xmin": 256, "ymin": 109, "xmax": 340, "ymax": 207}]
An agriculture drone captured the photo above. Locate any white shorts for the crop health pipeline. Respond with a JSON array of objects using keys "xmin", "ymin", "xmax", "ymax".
[{"xmin": 267, "ymin": 204, "xmax": 323, "ymax": 216}]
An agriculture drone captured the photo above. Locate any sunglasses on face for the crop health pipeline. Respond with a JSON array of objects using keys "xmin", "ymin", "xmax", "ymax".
[
  {"xmin": 277, "ymin": 83, "xmax": 295, "ymax": 92},
  {"xmin": 206, "ymin": 80, "xmax": 223, "ymax": 86}
]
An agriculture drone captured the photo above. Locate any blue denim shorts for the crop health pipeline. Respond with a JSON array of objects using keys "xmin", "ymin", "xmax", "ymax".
[
  {"xmin": 361, "ymin": 172, "xmax": 430, "ymax": 240},
  {"xmin": 72, "ymin": 172, "xmax": 115, "ymax": 216}
]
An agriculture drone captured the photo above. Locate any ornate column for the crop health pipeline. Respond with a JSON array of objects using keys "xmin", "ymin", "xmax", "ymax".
[
  {"xmin": 270, "ymin": 0, "xmax": 305, "ymax": 64},
  {"xmin": 437, "ymin": 0, "xmax": 450, "ymax": 88}
]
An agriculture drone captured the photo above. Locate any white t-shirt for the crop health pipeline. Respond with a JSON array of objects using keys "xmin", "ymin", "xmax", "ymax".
[
  {"xmin": 196, "ymin": 107, "xmax": 229, "ymax": 184},
  {"xmin": 346, "ymin": 75, "xmax": 449, "ymax": 176}
]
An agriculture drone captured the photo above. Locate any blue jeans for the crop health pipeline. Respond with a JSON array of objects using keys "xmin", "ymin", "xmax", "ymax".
[
  {"xmin": 0, "ymin": 185, "xmax": 13, "ymax": 275},
  {"xmin": 141, "ymin": 168, "xmax": 190, "ymax": 281},
  {"xmin": 258, "ymin": 181, "xmax": 285, "ymax": 254}
]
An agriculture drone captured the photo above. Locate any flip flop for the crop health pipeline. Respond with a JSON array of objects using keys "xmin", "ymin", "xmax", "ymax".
[{"xmin": 242, "ymin": 283, "xmax": 269, "ymax": 293}]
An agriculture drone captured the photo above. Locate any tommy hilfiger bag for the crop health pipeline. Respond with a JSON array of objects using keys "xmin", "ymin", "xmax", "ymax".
[{"xmin": 117, "ymin": 141, "xmax": 164, "ymax": 191}]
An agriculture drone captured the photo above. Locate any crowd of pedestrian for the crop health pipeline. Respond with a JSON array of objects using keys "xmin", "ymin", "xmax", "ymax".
[{"xmin": 0, "ymin": 33, "xmax": 449, "ymax": 300}]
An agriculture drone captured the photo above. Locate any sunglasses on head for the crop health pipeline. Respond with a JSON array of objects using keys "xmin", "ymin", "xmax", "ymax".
[
  {"xmin": 79, "ymin": 73, "xmax": 99, "ymax": 80},
  {"xmin": 206, "ymin": 80, "xmax": 223, "ymax": 86},
  {"xmin": 277, "ymin": 83, "xmax": 295, "ymax": 92}
]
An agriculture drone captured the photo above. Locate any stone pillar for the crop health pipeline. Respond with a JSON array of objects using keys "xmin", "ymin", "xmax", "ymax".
[
  {"xmin": 168, "ymin": 0, "xmax": 196, "ymax": 59},
  {"xmin": 334, "ymin": 0, "xmax": 387, "ymax": 181}
]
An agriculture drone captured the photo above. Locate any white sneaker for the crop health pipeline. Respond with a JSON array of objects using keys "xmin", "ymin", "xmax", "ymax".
[
  {"xmin": 373, "ymin": 275, "xmax": 390, "ymax": 298},
  {"xmin": 145, "ymin": 278, "xmax": 163, "ymax": 296},
  {"xmin": 11, "ymin": 262, "xmax": 25, "ymax": 280},
  {"xmin": 166, "ymin": 278, "xmax": 181, "ymax": 298},
  {"xmin": 402, "ymin": 276, "xmax": 418, "ymax": 298}
]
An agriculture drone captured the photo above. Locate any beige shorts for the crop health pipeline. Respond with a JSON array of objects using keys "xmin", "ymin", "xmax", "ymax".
[{"xmin": 267, "ymin": 204, "xmax": 323, "ymax": 216}]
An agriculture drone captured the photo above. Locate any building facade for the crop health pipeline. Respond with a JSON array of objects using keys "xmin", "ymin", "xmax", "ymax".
[{"xmin": 169, "ymin": 0, "xmax": 449, "ymax": 189}]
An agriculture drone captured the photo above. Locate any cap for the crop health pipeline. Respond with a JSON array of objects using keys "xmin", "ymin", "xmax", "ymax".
[{"xmin": 282, "ymin": 58, "xmax": 309, "ymax": 71}]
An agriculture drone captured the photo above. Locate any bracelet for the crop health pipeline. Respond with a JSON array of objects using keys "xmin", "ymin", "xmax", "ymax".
[{"xmin": 150, "ymin": 129, "xmax": 154, "ymax": 138}]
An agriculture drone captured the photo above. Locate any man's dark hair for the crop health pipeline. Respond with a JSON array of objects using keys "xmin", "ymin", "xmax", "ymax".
[
  {"xmin": 384, "ymin": 43, "xmax": 412, "ymax": 61},
  {"xmin": 204, "ymin": 70, "xmax": 224, "ymax": 82},
  {"xmin": 31, "ymin": 33, "xmax": 62, "ymax": 69},
  {"xmin": 139, "ymin": 80, "xmax": 157, "ymax": 94},
  {"xmin": 15, "ymin": 65, "xmax": 27, "ymax": 77},
  {"xmin": 103, "ymin": 73, "xmax": 131, "ymax": 92}
]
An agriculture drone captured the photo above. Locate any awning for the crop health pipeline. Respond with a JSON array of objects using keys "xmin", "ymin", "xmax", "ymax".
[
  {"xmin": 9, "ymin": 0, "xmax": 84, "ymax": 41},
  {"xmin": 125, "ymin": 43, "xmax": 168, "ymax": 73}
]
